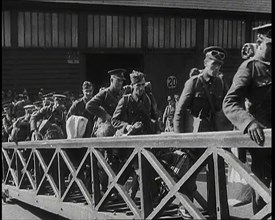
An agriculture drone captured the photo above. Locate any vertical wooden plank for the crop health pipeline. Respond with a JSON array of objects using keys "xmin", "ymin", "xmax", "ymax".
[
  {"xmin": 93, "ymin": 15, "xmax": 100, "ymax": 48},
  {"xmin": 159, "ymin": 17, "xmax": 164, "ymax": 48},
  {"xmin": 209, "ymin": 19, "xmax": 214, "ymax": 46},
  {"xmin": 106, "ymin": 15, "xmax": 112, "ymax": 48},
  {"xmin": 241, "ymin": 21, "xmax": 246, "ymax": 46},
  {"xmin": 58, "ymin": 13, "xmax": 65, "ymax": 47},
  {"xmin": 118, "ymin": 15, "xmax": 124, "ymax": 48},
  {"xmin": 164, "ymin": 16, "xmax": 170, "ymax": 48},
  {"xmin": 87, "ymin": 15, "xmax": 93, "ymax": 47},
  {"xmin": 153, "ymin": 17, "xmax": 159, "ymax": 48},
  {"xmin": 91, "ymin": 151, "xmax": 101, "ymax": 207},
  {"xmin": 170, "ymin": 17, "xmax": 175, "ymax": 48},
  {"xmin": 24, "ymin": 12, "xmax": 31, "ymax": 47},
  {"xmin": 124, "ymin": 16, "xmax": 130, "ymax": 48},
  {"xmin": 232, "ymin": 20, "xmax": 237, "ymax": 48},
  {"xmin": 147, "ymin": 17, "xmax": 153, "ymax": 48},
  {"xmin": 52, "ymin": 13, "xmax": 58, "ymax": 47},
  {"xmin": 213, "ymin": 151, "xmax": 229, "ymax": 219},
  {"xmin": 31, "ymin": 12, "xmax": 38, "ymax": 47},
  {"xmin": 38, "ymin": 12, "xmax": 45, "ymax": 47},
  {"xmin": 207, "ymin": 154, "xmax": 216, "ymax": 216},
  {"xmin": 130, "ymin": 16, "xmax": 136, "ymax": 48},
  {"xmin": 45, "ymin": 12, "xmax": 52, "ymax": 47},
  {"xmin": 2, "ymin": 12, "xmax": 4, "ymax": 47},
  {"xmin": 218, "ymin": 19, "xmax": 223, "ymax": 47},
  {"xmin": 181, "ymin": 18, "xmax": 186, "ymax": 48},
  {"xmin": 18, "ymin": 12, "xmax": 24, "ymax": 47},
  {"xmin": 213, "ymin": 19, "xmax": 218, "ymax": 46},
  {"xmin": 136, "ymin": 16, "xmax": 142, "ymax": 48},
  {"xmin": 204, "ymin": 19, "xmax": 208, "ymax": 47},
  {"xmin": 65, "ymin": 13, "xmax": 72, "ymax": 47},
  {"xmin": 100, "ymin": 15, "xmax": 106, "ymax": 48},
  {"xmin": 138, "ymin": 150, "xmax": 153, "ymax": 219},
  {"xmin": 228, "ymin": 20, "xmax": 232, "ymax": 49},
  {"xmin": 237, "ymin": 20, "xmax": 242, "ymax": 48},
  {"xmin": 4, "ymin": 11, "xmax": 11, "ymax": 47},
  {"xmin": 71, "ymin": 13, "xmax": 78, "ymax": 48},
  {"xmin": 191, "ymin": 18, "xmax": 196, "ymax": 48},
  {"xmin": 223, "ymin": 20, "xmax": 228, "ymax": 48},
  {"xmin": 186, "ymin": 18, "xmax": 191, "ymax": 48},
  {"xmin": 112, "ymin": 15, "xmax": 118, "ymax": 48},
  {"xmin": 175, "ymin": 17, "xmax": 181, "ymax": 48}
]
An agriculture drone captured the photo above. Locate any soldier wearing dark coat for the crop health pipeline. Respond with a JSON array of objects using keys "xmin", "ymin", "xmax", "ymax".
[
  {"xmin": 86, "ymin": 68, "xmax": 126, "ymax": 137},
  {"xmin": 30, "ymin": 94, "xmax": 67, "ymax": 140},
  {"xmin": 85, "ymin": 68, "xmax": 126, "ymax": 196},
  {"xmin": 67, "ymin": 81, "xmax": 95, "ymax": 138},
  {"xmin": 111, "ymin": 70, "xmax": 160, "ymax": 199},
  {"xmin": 173, "ymin": 46, "xmax": 228, "ymax": 218},
  {"xmin": 223, "ymin": 23, "xmax": 271, "ymax": 215},
  {"xmin": 2, "ymin": 101, "xmax": 15, "ymax": 142}
]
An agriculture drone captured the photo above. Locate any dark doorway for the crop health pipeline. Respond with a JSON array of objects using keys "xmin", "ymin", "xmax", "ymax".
[{"xmin": 86, "ymin": 53, "xmax": 144, "ymax": 92}]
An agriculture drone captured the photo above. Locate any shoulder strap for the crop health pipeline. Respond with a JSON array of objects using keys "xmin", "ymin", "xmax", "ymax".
[{"xmin": 199, "ymin": 75, "xmax": 216, "ymax": 114}]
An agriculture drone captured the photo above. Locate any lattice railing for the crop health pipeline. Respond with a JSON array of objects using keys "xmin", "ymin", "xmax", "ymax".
[{"xmin": 2, "ymin": 129, "xmax": 271, "ymax": 219}]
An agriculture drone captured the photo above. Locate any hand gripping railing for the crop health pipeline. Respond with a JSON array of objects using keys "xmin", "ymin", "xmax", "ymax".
[{"xmin": 2, "ymin": 129, "xmax": 271, "ymax": 219}]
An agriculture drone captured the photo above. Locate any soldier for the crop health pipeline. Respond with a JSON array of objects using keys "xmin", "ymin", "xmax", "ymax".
[
  {"xmin": 2, "ymin": 101, "xmax": 15, "ymax": 142},
  {"xmin": 85, "ymin": 68, "xmax": 126, "ymax": 195},
  {"xmin": 67, "ymin": 81, "xmax": 95, "ymax": 138},
  {"xmin": 86, "ymin": 68, "xmax": 126, "ymax": 137},
  {"xmin": 162, "ymin": 95, "xmax": 176, "ymax": 132},
  {"xmin": 173, "ymin": 46, "xmax": 228, "ymax": 218},
  {"xmin": 30, "ymin": 94, "xmax": 67, "ymax": 140},
  {"xmin": 10, "ymin": 104, "xmax": 36, "ymax": 142},
  {"xmin": 111, "ymin": 70, "xmax": 160, "ymax": 199},
  {"xmin": 223, "ymin": 23, "xmax": 271, "ymax": 215}
]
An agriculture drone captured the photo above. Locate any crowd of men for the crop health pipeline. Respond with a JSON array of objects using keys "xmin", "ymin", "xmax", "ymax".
[{"xmin": 2, "ymin": 23, "xmax": 271, "ymax": 218}]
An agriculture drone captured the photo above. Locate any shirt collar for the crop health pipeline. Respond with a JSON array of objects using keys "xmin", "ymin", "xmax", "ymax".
[{"xmin": 201, "ymin": 70, "xmax": 213, "ymax": 82}]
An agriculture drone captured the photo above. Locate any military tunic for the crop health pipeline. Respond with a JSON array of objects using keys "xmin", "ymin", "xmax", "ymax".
[
  {"xmin": 30, "ymin": 104, "xmax": 66, "ymax": 139},
  {"xmin": 174, "ymin": 71, "xmax": 227, "ymax": 133},
  {"xmin": 111, "ymin": 93, "xmax": 158, "ymax": 135},
  {"xmin": 223, "ymin": 58, "xmax": 271, "ymax": 213},
  {"xmin": 67, "ymin": 97, "xmax": 95, "ymax": 137},
  {"xmin": 86, "ymin": 87, "xmax": 123, "ymax": 137}
]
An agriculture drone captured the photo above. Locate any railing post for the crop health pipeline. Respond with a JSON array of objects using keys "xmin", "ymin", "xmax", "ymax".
[{"xmin": 213, "ymin": 149, "xmax": 229, "ymax": 219}]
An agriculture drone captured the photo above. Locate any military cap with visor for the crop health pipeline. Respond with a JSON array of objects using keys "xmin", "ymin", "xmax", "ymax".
[
  {"xmin": 53, "ymin": 94, "xmax": 66, "ymax": 100},
  {"xmin": 253, "ymin": 23, "xmax": 271, "ymax": 43},
  {"xmin": 130, "ymin": 70, "xmax": 146, "ymax": 85},
  {"xmin": 108, "ymin": 68, "xmax": 126, "ymax": 80},
  {"xmin": 82, "ymin": 81, "xmax": 94, "ymax": 90},
  {"xmin": 203, "ymin": 46, "xmax": 226, "ymax": 65}
]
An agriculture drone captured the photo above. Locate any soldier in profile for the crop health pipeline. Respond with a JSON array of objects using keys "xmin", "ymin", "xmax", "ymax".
[{"xmin": 223, "ymin": 23, "xmax": 272, "ymax": 215}]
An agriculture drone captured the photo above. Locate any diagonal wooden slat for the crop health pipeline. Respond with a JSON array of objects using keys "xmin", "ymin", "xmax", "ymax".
[
  {"xmin": 35, "ymin": 150, "xmax": 59, "ymax": 197},
  {"xmin": 217, "ymin": 148, "xmax": 271, "ymax": 204},
  {"xmin": 115, "ymin": 184, "xmax": 141, "ymax": 218},
  {"xmin": 2, "ymin": 148, "xmax": 18, "ymax": 186},
  {"xmin": 16, "ymin": 149, "xmax": 36, "ymax": 190},
  {"xmin": 91, "ymin": 148, "xmax": 116, "ymax": 180},
  {"xmin": 250, "ymin": 202, "xmax": 271, "ymax": 220},
  {"xmin": 95, "ymin": 149, "xmax": 139, "ymax": 213},
  {"xmin": 144, "ymin": 148, "xmax": 212, "ymax": 219}
]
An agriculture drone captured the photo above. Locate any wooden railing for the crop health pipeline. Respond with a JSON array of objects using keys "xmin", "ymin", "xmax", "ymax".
[{"xmin": 2, "ymin": 129, "xmax": 271, "ymax": 219}]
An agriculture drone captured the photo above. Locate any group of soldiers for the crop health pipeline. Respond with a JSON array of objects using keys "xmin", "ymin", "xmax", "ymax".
[{"xmin": 2, "ymin": 23, "xmax": 271, "ymax": 218}]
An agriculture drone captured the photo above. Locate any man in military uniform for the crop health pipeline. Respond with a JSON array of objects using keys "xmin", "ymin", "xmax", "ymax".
[
  {"xmin": 85, "ymin": 68, "xmax": 126, "ymax": 195},
  {"xmin": 173, "ymin": 46, "xmax": 228, "ymax": 218},
  {"xmin": 10, "ymin": 104, "xmax": 36, "ymax": 142},
  {"xmin": 111, "ymin": 70, "xmax": 160, "ymax": 199},
  {"xmin": 2, "ymin": 101, "xmax": 15, "ymax": 142},
  {"xmin": 67, "ymin": 81, "xmax": 95, "ymax": 138},
  {"xmin": 30, "ymin": 94, "xmax": 67, "ymax": 140},
  {"xmin": 86, "ymin": 68, "xmax": 126, "ymax": 137},
  {"xmin": 223, "ymin": 23, "xmax": 271, "ymax": 215},
  {"xmin": 162, "ymin": 95, "xmax": 176, "ymax": 132}
]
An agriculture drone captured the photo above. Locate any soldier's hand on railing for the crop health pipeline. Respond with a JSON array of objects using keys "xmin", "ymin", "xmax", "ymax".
[{"xmin": 246, "ymin": 120, "xmax": 266, "ymax": 146}]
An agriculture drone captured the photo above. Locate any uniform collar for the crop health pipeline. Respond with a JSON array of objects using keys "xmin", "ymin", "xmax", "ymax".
[
  {"xmin": 201, "ymin": 70, "xmax": 213, "ymax": 82},
  {"xmin": 253, "ymin": 56, "xmax": 271, "ymax": 65}
]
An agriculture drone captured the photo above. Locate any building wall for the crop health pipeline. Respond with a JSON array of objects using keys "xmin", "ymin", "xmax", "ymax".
[{"xmin": 1, "ymin": 3, "xmax": 270, "ymax": 110}]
